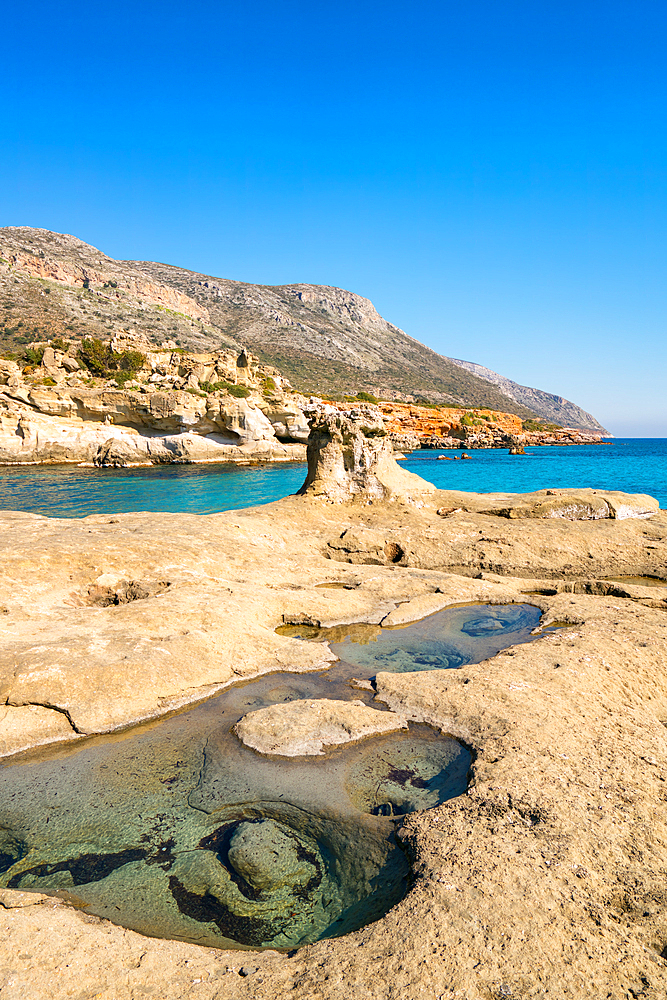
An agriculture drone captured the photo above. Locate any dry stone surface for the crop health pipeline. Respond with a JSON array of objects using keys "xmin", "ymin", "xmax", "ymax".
[
  {"xmin": 234, "ymin": 698, "xmax": 408, "ymax": 756},
  {"xmin": 1, "ymin": 443, "xmax": 667, "ymax": 997}
]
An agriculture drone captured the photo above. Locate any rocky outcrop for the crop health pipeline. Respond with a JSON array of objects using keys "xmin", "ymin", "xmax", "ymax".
[
  {"xmin": 479, "ymin": 489, "xmax": 659, "ymax": 520},
  {"xmin": 298, "ymin": 404, "xmax": 435, "ymax": 501},
  {"xmin": 0, "ymin": 227, "xmax": 608, "ymax": 424},
  {"xmin": 234, "ymin": 698, "xmax": 408, "ymax": 755},
  {"xmin": 0, "ymin": 386, "xmax": 307, "ymax": 465},
  {"xmin": 379, "ymin": 401, "xmax": 605, "ymax": 449},
  {"xmin": 0, "ymin": 334, "xmax": 310, "ymax": 465}
]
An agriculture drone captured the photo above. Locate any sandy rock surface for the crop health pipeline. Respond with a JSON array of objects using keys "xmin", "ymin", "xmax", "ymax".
[
  {"xmin": 234, "ymin": 698, "xmax": 408, "ymax": 756},
  {"xmin": 1, "ymin": 437, "xmax": 667, "ymax": 997}
]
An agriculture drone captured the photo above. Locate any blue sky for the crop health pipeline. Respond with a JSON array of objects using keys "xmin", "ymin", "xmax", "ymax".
[{"xmin": 1, "ymin": 1, "xmax": 665, "ymax": 435}]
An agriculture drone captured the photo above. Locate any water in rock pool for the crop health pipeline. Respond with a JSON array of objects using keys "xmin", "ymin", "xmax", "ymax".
[{"xmin": 0, "ymin": 603, "xmax": 545, "ymax": 950}]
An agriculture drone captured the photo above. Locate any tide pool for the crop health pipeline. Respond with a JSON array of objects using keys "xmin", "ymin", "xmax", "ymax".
[{"xmin": 0, "ymin": 439, "xmax": 665, "ymax": 517}]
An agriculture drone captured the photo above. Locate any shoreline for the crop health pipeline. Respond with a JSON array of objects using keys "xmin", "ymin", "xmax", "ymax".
[{"xmin": 1, "ymin": 413, "xmax": 667, "ymax": 997}]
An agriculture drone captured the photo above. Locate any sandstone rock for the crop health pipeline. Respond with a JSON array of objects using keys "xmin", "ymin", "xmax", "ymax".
[
  {"xmin": 0, "ymin": 385, "xmax": 307, "ymax": 465},
  {"xmin": 0, "ymin": 704, "xmax": 76, "ymax": 757},
  {"xmin": 480, "ymin": 488, "xmax": 659, "ymax": 520},
  {"xmin": 234, "ymin": 698, "xmax": 408, "ymax": 755},
  {"xmin": 1, "ymin": 482, "xmax": 667, "ymax": 997},
  {"xmin": 0, "ymin": 359, "xmax": 19, "ymax": 385},
  {"xmin": 298, "ymin": 404, "xmax": 435, "ymax": 501}
]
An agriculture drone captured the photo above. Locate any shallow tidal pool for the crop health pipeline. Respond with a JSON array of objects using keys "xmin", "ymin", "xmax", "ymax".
[{"xmin": 0, "ymin": 602, "xmax": 547, "ymax": 950}]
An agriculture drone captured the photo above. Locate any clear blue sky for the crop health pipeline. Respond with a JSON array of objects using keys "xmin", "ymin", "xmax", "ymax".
[{"xmin": 1, "ymin": 1, "xmax": 665, "ymax": 435}]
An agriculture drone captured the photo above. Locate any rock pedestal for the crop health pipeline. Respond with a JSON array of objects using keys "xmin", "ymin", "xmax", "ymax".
[{"xmin": 298, "ymin": 404, "xmax": 435, "ymax": 502}]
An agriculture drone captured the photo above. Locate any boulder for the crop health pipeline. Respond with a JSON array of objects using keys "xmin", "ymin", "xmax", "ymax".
[{"xmin": 233, "ymin": 698, "xmax": 408, "ymax": 756}]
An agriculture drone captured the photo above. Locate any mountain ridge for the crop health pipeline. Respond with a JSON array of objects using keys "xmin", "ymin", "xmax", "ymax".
[{"xmin": 0, "ymin": 226, "xmax": 606, "ymax": 430}]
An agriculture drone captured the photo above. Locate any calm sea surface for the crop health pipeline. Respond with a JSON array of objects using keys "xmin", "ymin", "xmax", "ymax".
[{"xmin": 0, "ymin": 439, "xmax": 665, "ymax": 517}]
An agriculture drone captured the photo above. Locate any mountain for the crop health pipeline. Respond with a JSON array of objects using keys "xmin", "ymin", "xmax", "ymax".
[
  {"xmin": 448, "ymin": 359, "xmax": 606, "ymax": 432},
  {"xmin": 0, "ymin": 227, "xmax": 605, "ymax": 429}
]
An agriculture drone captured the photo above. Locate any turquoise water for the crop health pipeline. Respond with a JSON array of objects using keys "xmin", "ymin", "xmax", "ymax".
[
  {"xmin": 0, "ymin": 439, "xmax": 664, "ymax": 517},
  {"xmin": 405, "ymin": 439, "xmax": 667, "ymax": 506}
]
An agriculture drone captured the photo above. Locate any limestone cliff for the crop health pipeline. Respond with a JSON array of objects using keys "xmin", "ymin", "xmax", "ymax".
[
  {"xmin": 0, "ymin": 338, "xmax": 308, "ymax": 466},
  {"xmin": 0, "ymin": 227, "xmax": 606, "ymax": 428}
]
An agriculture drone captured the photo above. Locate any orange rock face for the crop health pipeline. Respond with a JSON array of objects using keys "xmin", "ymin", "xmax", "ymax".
[
  {"xmin": 377, "ymin": 402, "xmax": 523, "ymax": 440},
  {"xmin": 5, "ymin": 249, "xmax": 210, "ymax": 324}
]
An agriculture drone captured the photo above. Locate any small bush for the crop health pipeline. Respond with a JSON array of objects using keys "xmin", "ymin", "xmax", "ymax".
[
  {"xmin": 226, "ymin": 383, "xmax": 251, "ymax": 398},
  {"xmin": 194, "ymin": 379, "xmax": 251, "ymax": 398},
  {"xmin": 522, "ymin": 418, "xmax": 563, "ymax": 432},
  {"xmin": 77, "ymin": 338, "xmax": 146, "ymax": 385},
  {"xmin": 51, "ymin": 337, "xmax": 68, "ymax": 352},
  {"xmin": 23, "ymin": 346, "xmax": 45, "ymax": 367},
  {"xmin": 355, "ymin": 391, "xmax": 378, "ymax": 403}
]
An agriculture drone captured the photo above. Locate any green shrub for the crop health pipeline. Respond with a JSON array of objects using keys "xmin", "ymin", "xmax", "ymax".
[
  {"xmin": 195, "ymin": 379, "xmax": 252, "ymax": 398},
  {"xmin": 23, "ymin": 346, "xmax": 45, "ymax": 367},
  {"xmin": 226, "ymin": 383, "xmax": 251, "ymax": 398},
  {"xmin": 51, "ymin": 337, "xmax": 68, "ymax": 352},
  {"xmin": 77, "ymin": 338, "xmax": 146, "ymax": 385},
  {"xmin": 355, "ymin": 391, "xmax": 378, "ymax": 403},
  {"xmin": 522, "ymin": 418, "xmax": 563, "ymax": 432}
]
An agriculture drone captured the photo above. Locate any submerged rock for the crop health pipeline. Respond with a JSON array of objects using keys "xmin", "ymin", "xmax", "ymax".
[{"xmin": 234, "ymin": 698, "xmax": 408, "ymax": 756}]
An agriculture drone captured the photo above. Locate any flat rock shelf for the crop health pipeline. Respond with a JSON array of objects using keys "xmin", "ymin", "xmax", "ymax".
[{"xmin": 0, "ymin": 602, "xmax": 549, "ymax": 950}]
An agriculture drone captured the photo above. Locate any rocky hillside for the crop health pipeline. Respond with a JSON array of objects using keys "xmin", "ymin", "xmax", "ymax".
[
  {"xmin": 0, "ymin": 227, "xmax": 605, "ymax": 429},
  {"xmin": 449, "ymin": 359, "xmax": 606, "ymax": 432}
]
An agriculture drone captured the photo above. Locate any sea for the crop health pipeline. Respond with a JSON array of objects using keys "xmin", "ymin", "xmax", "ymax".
[{"xmin": 0, "ymin": 438, "xmax": 665, "ymax": 518}]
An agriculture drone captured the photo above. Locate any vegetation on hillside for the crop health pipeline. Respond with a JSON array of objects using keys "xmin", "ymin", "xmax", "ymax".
[
  {"xmin": 522, "ymin": 418, "xmax": 563, "ymax": 432},
  {"xmin": 77, "ymin": 338, "xmax": 146, "ymax": 385}
]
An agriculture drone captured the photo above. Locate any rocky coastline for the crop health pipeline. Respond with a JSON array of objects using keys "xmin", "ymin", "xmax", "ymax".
[
  {"xmin": 0, "ymin": 339, "xmax": 606, "ymax": 468},
  {"xmin": 0, "ymin": 339, "xmax": 309, "ymax": 466},
  {"xmin": 0, "ymin": 407, "xmax": 666, "ymax": 998}
]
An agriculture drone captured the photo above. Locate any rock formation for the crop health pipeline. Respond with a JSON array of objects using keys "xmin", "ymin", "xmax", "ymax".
[
  {"xmin": 0, "ymin": 478, "xmax": 666, "ymax": 996},
  {"xmin": 297, "ymin": 404, "xmax": 435, "ymax": 501},
  {"xmin": 0, "ymin": 337, "xmax": 309, "ymax": 465},
  {"xmin": 234, "ymin": 698, "xmax": 408, "ymax": 755},
  {"xmin": 0, "ymin": 227, "xmax": 606, "ymax": 426}
]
